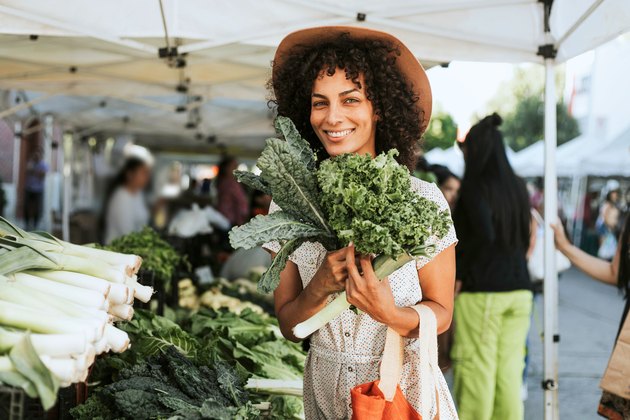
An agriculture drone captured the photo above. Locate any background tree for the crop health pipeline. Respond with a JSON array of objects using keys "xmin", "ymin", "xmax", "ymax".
[
  {"xmin": 422, "ymin": 109, "xmax": 458, "ymax": 151},
  {"xmin": 483, "ymin": 65, "xmax": 580, "ymax": 151}
]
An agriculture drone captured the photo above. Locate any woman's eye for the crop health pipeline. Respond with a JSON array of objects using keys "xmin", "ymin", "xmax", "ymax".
[
  {"xmin": 344, "ymin": 98, "xmax": 359, "ymax": 104},
  {"xmin": 312, "ymin": 101, "xmax": 327, "ymax": 108}
]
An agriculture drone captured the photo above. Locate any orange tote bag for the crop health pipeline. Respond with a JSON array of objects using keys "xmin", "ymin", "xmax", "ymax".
[{"xmin": 350, "ymin": 305, "xmax": 440, "ymax": 420}]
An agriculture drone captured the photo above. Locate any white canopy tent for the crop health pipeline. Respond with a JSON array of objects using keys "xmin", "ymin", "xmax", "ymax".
[
  {"xmin": 2, "ymin": 1, "xmax": 630, "ymax": 417},
  {"xmin": 512, "ymin": 132, "xmax": 617, "ymax": 177},
  {"xmin": 425, "ymin": 143, "xmax": 516, "ymax": 178}
]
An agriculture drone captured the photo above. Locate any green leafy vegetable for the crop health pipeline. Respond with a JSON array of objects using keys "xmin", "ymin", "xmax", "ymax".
[
  {"xmin": 318, "ymin": 149, "xmax": 451, "ymax": 258},
  {"xmin": 106, "ymin": 227, "xmax": 185, "ymax": 283}
]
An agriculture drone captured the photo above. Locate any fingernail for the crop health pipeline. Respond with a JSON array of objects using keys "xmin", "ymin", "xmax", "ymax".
[{"xmin": 348, "ymin": 241, "xmax": 354, "ymax": 247}]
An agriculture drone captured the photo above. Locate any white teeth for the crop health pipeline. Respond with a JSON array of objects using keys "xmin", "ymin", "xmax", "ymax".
[{"xmin": 327, "ymin": 129, "xmax": 353, "ymax": 138}]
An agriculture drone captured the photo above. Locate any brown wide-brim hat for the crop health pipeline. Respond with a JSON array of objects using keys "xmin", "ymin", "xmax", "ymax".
[{"xmin": 273, "ymin": 26, "xmax": 432, "ymax": 132}]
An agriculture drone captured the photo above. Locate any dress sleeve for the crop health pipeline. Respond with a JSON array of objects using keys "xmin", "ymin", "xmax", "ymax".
[{"xmin": 413, "ymin": 181, "xmax": 458, "ymax": 270}]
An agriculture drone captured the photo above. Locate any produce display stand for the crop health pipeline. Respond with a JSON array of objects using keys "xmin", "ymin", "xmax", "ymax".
[{"xmin": 0, "ymin": 383, "xmax": 86, "ymax": 420}]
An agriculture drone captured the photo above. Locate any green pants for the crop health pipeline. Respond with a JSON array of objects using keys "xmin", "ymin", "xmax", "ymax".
[{"xmin": 451, "ymin": 290, "xmax": 533, "ymax": 420}]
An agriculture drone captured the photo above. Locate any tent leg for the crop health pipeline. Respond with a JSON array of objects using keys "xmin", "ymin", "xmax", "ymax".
[{"xmin": 543, "ymin": 57, "xmax": 560, "ymax": 420}]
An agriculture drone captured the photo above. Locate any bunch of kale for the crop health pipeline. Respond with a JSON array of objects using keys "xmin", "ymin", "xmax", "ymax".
[{"xmin": 229, "ymin": 117, "xmax": 451, "ymax": 294}]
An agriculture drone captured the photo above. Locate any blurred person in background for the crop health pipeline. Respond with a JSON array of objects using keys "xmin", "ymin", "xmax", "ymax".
[
  {"xmin": 103, "ymin": 157, "xmax": 151, "ymax": 244},
  {"xmin": 24, "ymin": 149, "xmax": 48, "ymax": 230},
  {"xmin": 552, "ymin": 216, "xmax": 630, "ymax": 419},
  {"xmin": 452, "ymin": 113, "xmax": 533, "ymax": 420},
  {"xmin": 0, "ymin": 176, "xmax": 6, "ymax": 218},
  {"xmin": 215, "ymin": 156, "xmax": 248, "ymax": 226},
  {"xmin": 429, "ymin": 164, "xmax": 461, "ymax": 371},
  {"xmin": 251, "ymin": 190, "xmax": 272, "ymax": 217},
  {"xmin": 596, "ymin": 180, "xmax": 621, "ymax": 260},
  {"xmin": 431, "ymin": 164, "xmax": 461, "ymax": 211}
]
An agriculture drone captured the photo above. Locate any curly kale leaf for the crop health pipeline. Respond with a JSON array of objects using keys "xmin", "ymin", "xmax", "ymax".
[
  {"xmin": 229, "ymin": 211, "xmax": 325, "ymax": 250},
  {"xmin": 318, "ymin": 149, "xmax": 452, "ymax": 259}
]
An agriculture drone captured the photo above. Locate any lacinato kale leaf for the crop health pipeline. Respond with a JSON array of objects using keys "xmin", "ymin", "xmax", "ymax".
[{"xmin": 229, "ymin": 211, "xmax": 324, "ymax": 250}]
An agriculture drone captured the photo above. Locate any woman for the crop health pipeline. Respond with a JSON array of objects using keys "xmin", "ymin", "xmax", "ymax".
[
  {"xmin": 431, "ymin": 164, "xmax": 461, "ymax": 211},
  {"xmin": 552, "ymin": 218, "xmax": 630, "ymax": 418},
  {"xmin": 263, "ymin": 27, "xmax": 458, "ymax": 419},
  {"xmin": 103, "ymin": 157, "xmax": 151, "ymax": 244},
  {"xmin": 452, "ymin": 114, "xmax": 533, "ymax": 420},
  {"xmin": 215, "ymin": 156, "xmax": 249, "ymax": 226},
  {"xmin": 596, "ymin": 182, "xmax": 621, "ymax": 260}
]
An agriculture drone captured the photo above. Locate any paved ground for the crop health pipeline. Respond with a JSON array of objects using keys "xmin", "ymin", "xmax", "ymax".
[
  {"xmin": 524, "ymin": 268, "xmax": 625, "ymax": 419},
  {"xmin": 445, "ymin": 267, "xmax": 625, "ymax": 419}
]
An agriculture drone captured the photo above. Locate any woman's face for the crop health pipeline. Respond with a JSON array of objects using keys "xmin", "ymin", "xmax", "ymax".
[
  {"xmin": 310, "ymin": 68, "xmax": 378, "ymax": 157},
  {"xmin": 128, "ymin": 165, "xmax": 151, "ymax": 191},
  {"xmin": 440, "ymin": 176, "xmax": 461, "ymax": 210}
]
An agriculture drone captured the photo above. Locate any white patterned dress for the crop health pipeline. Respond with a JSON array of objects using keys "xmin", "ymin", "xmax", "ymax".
[{"xmin": 263, "ymin": 177, "xmax": 459, "ymax": 420}]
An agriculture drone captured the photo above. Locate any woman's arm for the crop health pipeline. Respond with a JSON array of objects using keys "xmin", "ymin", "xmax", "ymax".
[
  {"xmin": 417, "ymin": 244, "xmax": 456, "ymax": 335},
  {"xmin": 270, "ymin": 247, "xmax": 349, "ymax": 342},
  {"xmin": 344, "ymin": 244, "xmax": 456, "ymax": 338},
  {"xmin": 527, "ymin": 215, "xmax": 537, "ymax": 260},
  {"xmin": 551, "ymin": 223, "xmax": 619, "ymax": 286}
]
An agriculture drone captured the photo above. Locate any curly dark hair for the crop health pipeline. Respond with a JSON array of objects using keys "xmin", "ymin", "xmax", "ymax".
[{"xmin": 268, "ymin": 33, "xmax": 424, "ymax": 171}]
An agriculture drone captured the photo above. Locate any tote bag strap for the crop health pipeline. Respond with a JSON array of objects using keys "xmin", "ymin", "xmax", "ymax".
[{"xmin": 378, "ymin": 304, "xmax": 441, "ymax": 419}]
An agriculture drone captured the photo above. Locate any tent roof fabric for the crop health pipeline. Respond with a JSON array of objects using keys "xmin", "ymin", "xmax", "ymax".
[{"xmin": 0, "ymin": 0, "xmax": 629, "ymax": 151}]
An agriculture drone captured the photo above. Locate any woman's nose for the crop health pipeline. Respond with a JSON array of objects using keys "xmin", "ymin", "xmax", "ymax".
[{"xmin": 325, "ymin": 103, "xmax": 343, "ymax": 126}]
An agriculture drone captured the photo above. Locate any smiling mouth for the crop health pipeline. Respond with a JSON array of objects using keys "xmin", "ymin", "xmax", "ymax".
[{"xmin": 324, "ymin": 128, "xmax": 355, "ymax": 140}]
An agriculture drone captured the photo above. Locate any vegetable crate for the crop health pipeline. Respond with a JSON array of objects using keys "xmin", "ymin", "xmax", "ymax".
[{"xmin": 0, "ymin": 384, "xmax": 84, "ymax": 420}]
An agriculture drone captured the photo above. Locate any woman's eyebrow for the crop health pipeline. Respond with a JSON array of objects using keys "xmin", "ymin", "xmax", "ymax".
[{"xmin": 339, "ymin": 88, "xmax": 360, "ymax": 96}]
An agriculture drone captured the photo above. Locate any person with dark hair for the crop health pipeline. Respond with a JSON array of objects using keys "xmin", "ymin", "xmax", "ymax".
[
  {"xmin": 103, "ymin": 157, "xmax": 151, "ymax": 244},
  {"xmin": 596, "ymin": 181, "xmax": 621, "ymax": 260},
  {"xmin": 552, "ymin": 217, "xmax": 630, "ymax": 418},
  {"xmin": 262, "ymin": 27, "xmax": 458, "ymax": 419},
  {"xmin": 24, "ymin": 149, "xmax": 48, "ymax": 230},
  {"xmin": 451, "ymin": 113, "xmax": 533, "ymax": 420},
  {"xmin": 431, "ymin": 164, "xmax": 461, "ymax": 211},
  {"xmin": 215, "ymin": 156, "xmax": 248, "ymax": 226}
]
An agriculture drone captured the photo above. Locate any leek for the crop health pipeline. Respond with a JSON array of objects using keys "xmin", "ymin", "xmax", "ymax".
[
  {"xmin": 0, "ymin": 300, "xmax": 103, "ymax": 343},
  {"xmin": 30, "ymin": 270, "xmax": 111, "ymax": 296},
  {"xmin": 293, "ymin": 252, "xmax": 415, "ymax": 339},
  {"xmin": 245, "ymin": 378, "xmax": 303, "ymax": 397},
  {"xmin": 11, "ymin": 272, "xmax": 107, "ymax": 309},
  {"xmin": 0, "ymin": 328, "xmax": 86, "ymax": 357}
]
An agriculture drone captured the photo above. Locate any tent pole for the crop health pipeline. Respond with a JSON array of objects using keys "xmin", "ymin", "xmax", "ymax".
[{"xmin": 543, "ymin": 56, "xmax": 560, "ymax": 420}]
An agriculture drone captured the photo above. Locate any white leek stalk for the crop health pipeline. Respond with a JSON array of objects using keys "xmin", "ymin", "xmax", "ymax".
[
  {"xmin": 104, "ymin": 324, "xmax": 130, "ymax": 353},
  {"xmin": 0, "ymin": 328, "xmax": 87, "ymax": 357},
  {"xmin": 0, "ymin": 300, "xmax": 103, "ymax": 343},
  {"xmin": 108, "ymin": 283, "xmax": 130, "ymax": 305},
  {"xmin": 293, "ymin": 253, "xmax": 414, "ymax": 339},
  {"xmin": 11, "ymin": 273, "xmax": 107, "ymax": 309},
  {"xmin": 245, "ymin": 378, "xmax": 303, "ymax": 397},
  {"xmin": 60, "ymin": 242, "xmax": 141, "ymax": 274},
  {"xmin": 40, "ymin": 355, "xmax": 76, "ymax": 383},
  {"xmin": 93, "ymin": 335, "xmax": 110, "ymax": 355},
  {"xmin": 31, "ymin": 270, "xmax": 111, "ymax": 296},
  {"xmin": 109, "ymin": 304, "xmax": 134, "ymax": 321},
  {"xmin": 126, "ymin": 275, "xmax": 153, "ymax": 303},
  {"xmin": 0, "ymin": 281, "xmax": 109, "ymax": 325}
]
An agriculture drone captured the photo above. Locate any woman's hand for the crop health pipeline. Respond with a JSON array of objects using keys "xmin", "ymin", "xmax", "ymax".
[
  {"xmin": 344, "ymin": 244, "xmax": 397, "ymax": 324},
  {"xmin": 308, "ymin": 247, "xmax": 350, "ymax": 299},
  {"xmin": 550, "ymin": 222, "xmax": 571, "ymax": 254}
]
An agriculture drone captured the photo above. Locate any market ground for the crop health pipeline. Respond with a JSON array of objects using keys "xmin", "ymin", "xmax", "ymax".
[{"xmin": 445, "ymin": 267, "xmax": 625, "ymax": 419}]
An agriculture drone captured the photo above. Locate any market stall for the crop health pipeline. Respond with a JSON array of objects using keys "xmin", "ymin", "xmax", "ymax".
[{"xmin": 2, "ymin": 1, "xmax": 630, "ymax": 419}]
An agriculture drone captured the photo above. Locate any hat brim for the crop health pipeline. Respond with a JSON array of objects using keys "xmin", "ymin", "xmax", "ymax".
[{"xmin": 273, "ymin": 26, "xmax": 432, "ymax": 132}]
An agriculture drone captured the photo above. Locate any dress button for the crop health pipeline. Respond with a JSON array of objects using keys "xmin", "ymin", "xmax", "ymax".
[
  {"xmin": 344, "ymin": 332, "xmax": 351, "ymax": 337},
  {"xmin": 348, "ymin": 366, "xmax": 353, "ymax": 372}
]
